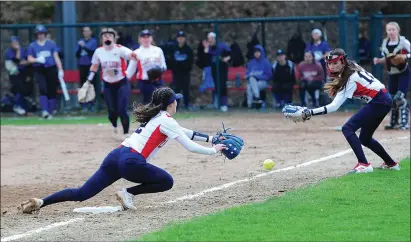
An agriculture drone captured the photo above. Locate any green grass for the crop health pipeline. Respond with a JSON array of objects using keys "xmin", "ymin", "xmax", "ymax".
[
  {"xmin": 138, "ymin": 159, "xmax": 411, "ymax": 241},
  {"xmin": 0, "ymin": 112, "xmax": 210, "ymax": 126}
]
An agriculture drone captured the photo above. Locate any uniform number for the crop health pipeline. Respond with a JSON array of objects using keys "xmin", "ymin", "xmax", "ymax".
[
  {"xmin": 358, "ymin": 71, "xmax": 375, "ymax": 84},
  {"xmin": 135, "ymin": 123, "xmax": 147, "ymax": 134}
]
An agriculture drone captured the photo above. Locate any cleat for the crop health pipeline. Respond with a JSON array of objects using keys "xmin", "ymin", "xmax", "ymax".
[
  {"xmin": 377, "ymin": 162, "xmax": 400, "ymax": 171},
  {"xmin": 116, "ymin": 188, "xmax": 136, "ymax": 210},
  {"xmin": 13, "ymin": 106, "xmax": 26, "ymax": 115},
  {"xmin": 124, "ymin": 133, "xmax": 131, "ymax": 140},
  {"xmin": 20, "ymin": 198, "xmax": 43, "ymax": 214},
  {"xmin": 348, "ymin": 162, "xmax": 373, "ymax": 174},
  {"xmin": 220, "ymin": 106, "xmax": 228, "ymax": 112},
  {"xmin": 42, "ymin": 111, "xmax": 50, "ymax": 119}
]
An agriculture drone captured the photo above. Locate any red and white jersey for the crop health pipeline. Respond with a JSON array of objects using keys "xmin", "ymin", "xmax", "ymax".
[
  {"xmin": 341, "ymin": 70, "xmax": 386, "ymax": 103},
  {"xmin": 121, "ymin": 111, "xmax": 185, "ymax": 161},
  {"xmin": 126, "ymin": 45, "xmax": 167, "ymax": 80},
  {"xmin": 91, "ymin": 45, "xmax": 132, "ymax": 83}
]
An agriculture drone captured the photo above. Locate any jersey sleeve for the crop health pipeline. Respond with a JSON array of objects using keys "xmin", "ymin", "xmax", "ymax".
[
  {"xmin": 341, "ymin": 78, "xmax": 357, "ymax": 99},
  {"xmin": 160, "ymin": 118, "xmax": 185, "ymax": 139},
  {"xmin": 159, "ymin": 48, "xmax": 167, "ymax": 70},
  {"xmin": 120, "ymin": 45, "xmax": 133, "ymax": 60},
  {"xmin": 126, "ymin": 58, "xmax": 137, "ymax": 79},
  {"xmin": 403, "ymin": 39, "xmax": 411, "ymax": 53},
  {"xmin": 91, "ymin": 49, "xmax": 100, "ymax": 65}
]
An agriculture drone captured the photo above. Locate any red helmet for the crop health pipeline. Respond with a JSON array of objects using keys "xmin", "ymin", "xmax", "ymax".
[{"xmin": 325, "ymin": 49, "xmax": 347, "ymax": 78}]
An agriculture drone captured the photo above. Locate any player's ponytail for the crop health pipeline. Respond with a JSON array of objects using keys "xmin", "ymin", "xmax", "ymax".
[
  {"xmin": 132, "ymin": 87, "xmax": 174, "ymax": 124},
  {"xmin": 324, "ymin": 59, "xmax": 363, "ymax": 97}
]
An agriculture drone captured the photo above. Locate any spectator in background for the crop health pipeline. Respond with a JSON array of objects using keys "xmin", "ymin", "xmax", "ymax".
[
  {"xmin": 358, "ymin": 31, "xmax": 371, "ymax": 65},
  {"xmin": 298, "ymin": 51, "xmax": 324, "ymax": 108},
  {"xmin": 170, "ymin": 31, "xmax": 193, "ymax": 110},
  {"xmin": 204, "ymin": 32, "xmax": 231, "ymax": 112},
  {"xmin": 271, "ymin": 49, "xmax": 296, "ymax": 109},
  {"xmin": 287, "ymin": 32, "xmax": 306, "ymax": 65},
  {"xmin": 4, "ymin": 36, "xmax": 29, "ymax": 115},
  {"xmin": 76, "ymin": 26, "xmax": 98, "ymax": 112},
  {"xmin": 27, "ymin": 25, "xmax": 64, "ymax": 119},
  {"xmin": 196, "ymin": 34, "xmax": 215, "ymax": 94},
  {"xmin": 305, "ymin": 29, "xmax": 330, "ymax": 80},
  {"xmin": 245, "ymin": 45, "xmax": 272, "ymax": 109}
]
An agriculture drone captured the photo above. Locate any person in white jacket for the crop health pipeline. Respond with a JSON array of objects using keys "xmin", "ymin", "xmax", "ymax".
[
  {"xmin": 20, "ymin": 87, "xmax": 226, "ymax": 214},
  {"xmin": 126, "ymin": 29, "xmax": 167, "ymax": 104}
]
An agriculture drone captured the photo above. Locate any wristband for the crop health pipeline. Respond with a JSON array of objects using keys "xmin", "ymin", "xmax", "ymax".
[{"xmin": 87, "ymin": 71, "xmax": 96, "ymax": 81}]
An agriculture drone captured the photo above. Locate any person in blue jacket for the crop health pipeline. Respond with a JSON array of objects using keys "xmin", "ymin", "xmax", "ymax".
[
  {"xmin": 27, "ymin": 25, "xmax": 64, "ymax": 119},
  {"xmin": 245, "ymin": 45, "xmax": 272, "ymax": 109}
]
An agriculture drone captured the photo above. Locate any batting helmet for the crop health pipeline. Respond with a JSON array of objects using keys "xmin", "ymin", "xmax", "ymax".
[
  {"xmin": 100, "ymin": 28, "xmax": 117, "ymax": 38},
  {"xmin": 34, "ymin": 25, "xmax": 48, "ymax": 34}
]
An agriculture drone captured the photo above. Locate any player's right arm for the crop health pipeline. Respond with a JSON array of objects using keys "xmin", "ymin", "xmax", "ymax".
[
  {"xmin": 161, "ymin": 118, "xmax": 225, "ymax": 155},
  {"xmin": 309, "ymin": 79, "xmax": 356, "ymax": 116},
  {"xmin": 86, "ymin": 50, "xmax": 100, "ymax": 82}
]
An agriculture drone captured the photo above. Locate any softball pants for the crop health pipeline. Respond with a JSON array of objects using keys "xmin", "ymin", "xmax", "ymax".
[
  {"xmin": 41, "ymin": 145, "xmax": 173, "ymax": 207},
  {"xmin": 341, "ymin": 91, "xmax": 396, "ymax": 165},
  {"xmin": 103, "ymin": 78, "xmax": 130, "ymax": 134},
  {"xmin": 33, "ymin": 66, "xmax": 58, "ymax": 114}
]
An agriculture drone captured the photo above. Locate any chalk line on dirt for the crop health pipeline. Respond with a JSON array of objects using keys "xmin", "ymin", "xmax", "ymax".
[
  {"xmin": 0, "ymin": 218, "xmax": 84, "ymax": 242},
  {"xmin": 2, "ymin": 136, "xmax": 408, "ymax": 241}
]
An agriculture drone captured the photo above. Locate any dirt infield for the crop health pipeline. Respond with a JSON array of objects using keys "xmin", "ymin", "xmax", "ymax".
[{"xmin": 1, "ymin": 112, "xmax": 409, "ymax": 241}]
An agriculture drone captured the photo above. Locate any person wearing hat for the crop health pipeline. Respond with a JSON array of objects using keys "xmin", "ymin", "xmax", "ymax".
[
  {"xmin": 305, "ymin": 28, "xmax": 330, "ymax": 80},
  {"xmin": 86, "ymin": 27, "xmax": 136, "ymax": 139},
  {"xmin": 126, "ymin": 29, "xmax": 167, "ymax": 104},
  {"xmin": 271, "ymin": 49, "xmax": 296, "ymax": 109},
  {"xmin": 4, "ymin": 36, "xmax": 30, "ymax": 115},
  {"xmin": 76, "ymin": 26, "xmax": 98, "ymax": 112},
  {"xmin": 245, "ymin": 45, "xmax": 272, "ymax": 109},
  {"xmin": 27, "ymin": 24, "xmax": 65, "ymax": 119},
  {"xmin": 170, "ymin": 31, "xmax": 193, "ymax": 110}
]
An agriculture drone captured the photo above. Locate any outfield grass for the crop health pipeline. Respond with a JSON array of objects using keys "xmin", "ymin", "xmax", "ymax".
[
  {"xmin": 0, "ymin": 112, "xmax": 211, "ymax": 126},
  {"xmin": 139, "ymin": 159, "xmax": 410, "ymax": 241}
]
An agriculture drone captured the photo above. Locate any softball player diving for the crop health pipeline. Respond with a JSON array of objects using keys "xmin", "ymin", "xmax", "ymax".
[
  {"xmin": 85, "ymin": 28, "xmax": 136, "ymax": 138},
  {"xmin": 283, "ymin": 49, "xmax": 400, "ymax": 174},
  {"xmin": 27, "ymin": 25, "xmax": 64, "ymax": 119},
  {"xmin": 126, "ymin": 29, "xmax": 167, "ymax": 104},
  {"xmin": 373, "ymin": 22, "xmax": 411, "ymax": 130},
  {"xmin": 20, "ymin": 87, "xmax": 243, "ymax": 214}
]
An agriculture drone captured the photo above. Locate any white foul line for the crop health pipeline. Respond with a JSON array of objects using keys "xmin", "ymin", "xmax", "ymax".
[
  {"xmin": 2, "ymin": 136, "xmax": 408, "ymax": 241},
  {"xmin": 1, "ymin": 218, "xmax": 84, "ymax": 242},
  {"xmin": 163, "ymin": 136, "xmax": 409, "ymax": 204}
]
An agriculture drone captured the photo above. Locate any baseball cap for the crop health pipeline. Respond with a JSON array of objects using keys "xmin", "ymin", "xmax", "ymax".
[
  {"xmin": 176, "ymin": 31, "xmax": 185, "ymax": 37},
  {"xmin": 140, "ymin": 29, "xmax": 152, "ymax": 37},
  {"xmin": 167, "ymin": 93, "xmax": 184, "ymax": 105},
  {"xmin": 276, "ymin": 49, "xmax": 285, "ymax": 56},
  {"xmin": 35, "ymin": 24, "xmax": 47, "ymax": 34},
  {"xmin": 207, "ymin": 32, "xmax": 216, "ymax": 38},
  {"xmin": 10, "ymin": 36, "xmax": 19, "ymax": 43},
  {"xmin": 312, "ymin": 28, "xmax": 322, "ymax": 36}
]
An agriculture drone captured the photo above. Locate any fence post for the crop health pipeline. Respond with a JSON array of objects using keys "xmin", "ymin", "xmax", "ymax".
[
  {"xmin": 261, "ymin": 22, "xmax": 266, "ymax": 50},
  {"xmin": 93, "ymin": 25, "xmax": 102, "ymax": 112},
  {"xmin": 370, "ymin": 12, "xmax": 383, "ymax": 82},
  {"xmin": 339, "ymin": 10, "xmax": 347, "ymax": 51},
  {"xmin": 214, "ymin": 23, "xmax": 221, "ymax": 108},
  {"xmin": 352, "ymin": 11, "xmax": 360, "ymax": 63}
]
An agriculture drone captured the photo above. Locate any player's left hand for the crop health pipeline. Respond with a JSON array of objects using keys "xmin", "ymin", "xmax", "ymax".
[
  {"xmin": 212, "ymin": 123, "xmax": 244, "ymax": 160},
  {"xmin": 282, "ymin": 104, "xmax": 312, "ymax": 123}
]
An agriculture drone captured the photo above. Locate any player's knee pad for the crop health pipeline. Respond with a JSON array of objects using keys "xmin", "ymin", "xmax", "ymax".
[{"xmin": 393, "ymin": 91, "xmax": 407, "ymax": 109}]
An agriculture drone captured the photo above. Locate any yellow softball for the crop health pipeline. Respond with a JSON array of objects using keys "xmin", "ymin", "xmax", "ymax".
[{"xmin": 263, "ymin": 159, "xmax": 275, "ymax": 170}]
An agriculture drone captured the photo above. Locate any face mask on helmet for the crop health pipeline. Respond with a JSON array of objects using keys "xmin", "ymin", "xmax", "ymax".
[
  {"xmin": 326, "ymin": 54, "xmax": 346, "ymax": 78},
  {"xmin": 104, "ymin": 40, "xmax": 112, "ymax": 45}
]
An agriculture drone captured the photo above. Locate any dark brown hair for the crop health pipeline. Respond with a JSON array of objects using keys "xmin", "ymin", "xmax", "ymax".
[
  {"xmin": 323, "ymin": 50, "xmax": 363, "ymax": 97},
  {"xmin": 132, "ymin": 87, "xmax": 175, "ymax": 124}
]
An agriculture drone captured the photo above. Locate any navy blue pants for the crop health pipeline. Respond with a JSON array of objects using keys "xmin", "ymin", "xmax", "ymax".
[
  {"xmin": 103, "ymin": 78, "xmax": 130, "ymax": 134},
  {"xmin": 33, "ymin": 66, "xmax": 57, "ymax": 114},
  {"xmin": 341, "ymin": 91, "xmax": 396, "ymax": 165},
  {"xmin": 9, "ymin": 73, "xmax": 27, "ymax": 108},
  {"xmin": 41, "ymin": 146, "xmax": 173, "ymax": 207},
  {"xmin": 139, "ymin": 80, "xmax": 164, "ymax": 104},
  {"xmin": 389, "ymin": 66, "xmax": 411, "ymax": 96}
]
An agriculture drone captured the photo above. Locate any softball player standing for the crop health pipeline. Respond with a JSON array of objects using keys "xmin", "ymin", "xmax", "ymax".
[
  {"xmin": 373, "ymin": 22, "xmax": 411, "ymax": 130},
  {"xmin": 283, "ymin": 49, "xmax": 399, "ymax": 174},
  {"xmin": 27, "ymin": 25, "xmax": 64, "ymax": 119},
  {"xmin": 20, "ymin": 87, "xmax": 226, "ymax": 213},
  {"xmin": 126, "ymin": 29, "xmax": 167, "ymax": 104},
  {"xmin": 86, "ymin": 28, "xmax": 136, "ymax": 138}
]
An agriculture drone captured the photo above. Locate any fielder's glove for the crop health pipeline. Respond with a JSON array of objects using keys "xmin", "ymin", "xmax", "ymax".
[
  {"xmin": 282, "ymin": 104, "xmax": 312, "ymax": 123},
  {"xmin": 147, "ymin": 66, "xmax": 163, "ymax": 82},
  {"xmin": 78, "ymin": 81, "xmax": 96, "ymax": 103},
  {"xmin": 212, "ymin": 123, "xmax": 244, "ymax": 160}
]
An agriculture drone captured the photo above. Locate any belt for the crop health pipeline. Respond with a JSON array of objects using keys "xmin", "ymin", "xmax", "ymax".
[{"xmin": 118, "ymin": 145, "xmax": 140, "ymax": 154}]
